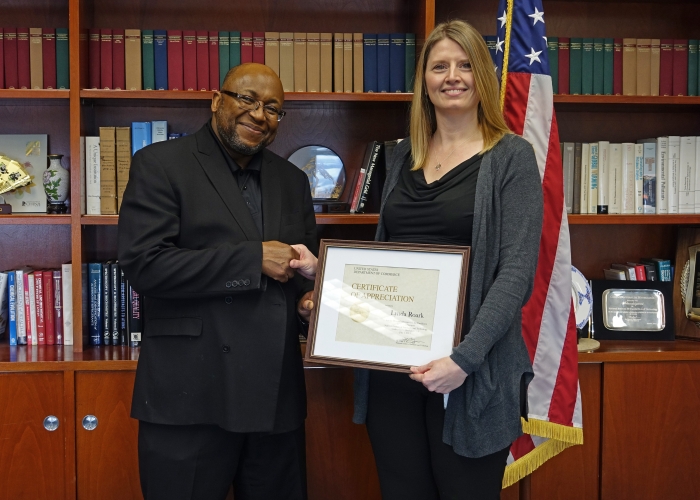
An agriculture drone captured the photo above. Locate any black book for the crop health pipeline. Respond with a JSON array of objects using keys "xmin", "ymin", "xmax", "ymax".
[
  {"xmin": 119, "ymin": 268, "xmax": 128, "ymax": 345},
  {"xmin": 355, "ymin": 141, "xmax": 383, "ymax": 214},
  {"xmin": 128, "ymin": 282, "xmax": 142, "ymax": 347},
  {"xmin": 102, "ymin": 261, "xmax": 112, "ymax": 345},
  {"xmin": 110, "ymin": 262, "xmax": 120, "ymax": 346}
]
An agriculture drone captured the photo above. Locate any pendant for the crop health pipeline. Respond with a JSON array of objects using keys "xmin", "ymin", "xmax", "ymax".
[{"xmin": 435, "ymin": 163, "xmax": 441, "ymax": 171}]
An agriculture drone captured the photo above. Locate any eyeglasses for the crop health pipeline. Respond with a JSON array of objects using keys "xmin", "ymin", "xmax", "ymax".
[{"xmin": 219, "ymin": 90, "xmax": 287, "ymax": 122}]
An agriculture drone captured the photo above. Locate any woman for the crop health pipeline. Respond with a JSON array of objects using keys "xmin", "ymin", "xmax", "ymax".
[{"xmin": 292, "ymin": 20, "xmax": 543, "ymax": 499}]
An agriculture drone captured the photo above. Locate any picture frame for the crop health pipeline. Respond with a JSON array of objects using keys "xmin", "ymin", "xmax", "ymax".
[{"xmin": 305, "ymin": 239, "xmax": 471, "ymax": 372}]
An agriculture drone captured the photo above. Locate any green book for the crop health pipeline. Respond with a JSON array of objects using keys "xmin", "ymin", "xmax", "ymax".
[
  {"xmin": 219, "ymin": 31, "xmax": 230, "ymax": 88},
  {"xmin": 603, "ymin": 38, "xmax": 614, "ymax": 95},
  {"xmin": 582, "ymin": 38, "xmax": 594, "ymax": 95},
  {"xmin": 56, "ymin": 28, "xmax": 69, "ymax": 89},
  {"xmin": 548, "ymin": 37, "xmax": 558, "ymax": 93},
  {"xmin": 569, "ymin": 38, "xmax": 583, "ymax": 95},
  {"xmin": 142, "ymin": 29, "xmax": 155, "ymax": 90},
  {"xmin": 405, "ymin": 33, "xmax": 416, "ymax": 92},
  {"xmin": 689, "ymin": 40, "xmax": 698, "ymax": 97},
  {"xmin": 593, "ymin": 38, "xmax": 604, "ymax": 95},
  {"xmin": 229, "ymin": 31, "xmax": 241, "ymax": 69}
]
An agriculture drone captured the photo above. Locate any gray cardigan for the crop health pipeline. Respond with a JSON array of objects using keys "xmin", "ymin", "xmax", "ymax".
[{"xmin": 353, "ymin": 134, "xmax": 544, "ymax": 458}]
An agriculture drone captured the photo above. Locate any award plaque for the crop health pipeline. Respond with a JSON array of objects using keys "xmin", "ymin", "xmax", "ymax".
[
  {"xmin": 305, "ymin": 240, "xmax": 470, "ymax": 372},
  {"xmin": 591, "ymin": 280, "xmax": 674, "ymax": 341}
]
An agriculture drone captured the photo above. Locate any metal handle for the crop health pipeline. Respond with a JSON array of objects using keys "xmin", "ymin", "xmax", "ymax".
[
  {"xmin": 43, "ymin": 415, "xmax": 59, "ymax": 431},
  {"xmin": 82, "ymin": 415, "xmax": 98, "ymax": 431}
]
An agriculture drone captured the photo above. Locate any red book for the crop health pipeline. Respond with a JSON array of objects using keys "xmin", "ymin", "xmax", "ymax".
[
  {"xmin": 34, "ymin": 271, "xmax": 46, "ymax": 345},
  {"xmin": 613, "ymin": 38, "xmax": 623, "ymax": 95},
  {"xmin": 253, "ymin": 32, "xmax": 265, "ymax": 64},
  {"xmin": 100, "ymin": 29, "xmax": 113, "ymax": 89},
  {"xmin": 42, "ymin": 271, "xmax": 55, "ymax": 345},
  {"xmin": 52, "ymin": 270, "xmax": 64, "ymax": 345},
  {"xmin": 23, "ymin": 272, "xmax": 32, "ymax": 345},
  {"xmin": 112, "ymin": 29, "xmax": 125, "ymax": 90},
  {"xmin": 557, "ymin": 37, "xmax": 569, "ymax": 95},
  {"xmin": 672, "ymin": 39, "xmax": 688, "ymax": 96},
  {"xmin": 196, "ymin": 30, "xmax": 209, "ymax": 91},
  {"xmin": 183, "ymin": 30, "xmax": 197, "ymax": 91},
  {"xmin": 4, "ymin": 28, "xmax": 17, "ymax": 88},
  {"xmin": 42, "ymin": 28, "xmax": 56, "ymax": 89},
  {"xmin": 17, "ymin": 28, "xmax": 30, "ymax": 89},
  {"xmin": 209, "ymin": 31, "xmax": 219, "ymax": 91},
  {"xmin": 659, "ymin": 39, "xmax": 674, "ymax": 96},
  {"xmin": 167, "ymin": 30, "xmax": 183, "ymax": 91},
  {"xmin": 0, "ymin": 28, "xmax": 4, "ymax": 88},
  {"xmin": 241, "ymin": 32, "xmax": 253, "ymax": 64},
  {"xmin": 89, "ymin": 28, "xmax": 101, "ymax": 89}
]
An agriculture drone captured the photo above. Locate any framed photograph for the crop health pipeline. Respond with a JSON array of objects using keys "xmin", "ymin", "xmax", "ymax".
[{"xmin": 305, "ymin": 239, "xmax": 471, "ymax": 372}]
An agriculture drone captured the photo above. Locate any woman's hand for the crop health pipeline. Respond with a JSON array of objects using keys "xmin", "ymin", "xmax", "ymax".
[
  {"xmin": 289, "ymin": 244, "xmax": 318, "ymax": 280},
  {"xmin": 409, "ymin": 357, "xmax": 468, "ymax": 394}
]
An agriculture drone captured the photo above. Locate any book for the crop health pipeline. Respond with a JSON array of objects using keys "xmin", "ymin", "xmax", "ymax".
[
  {"xmin": 333, "ymin": 33, "xmax": 343, "ymax": 92},
  {"xmin": 88, "ymin": 262, "xmax": 103, "ymax": 345},
  {"xmin": 592, "ymin": 38, "xmax": 604, "ymax": 95},
  {"xmin": 389, "ymin": 33, "xmax": 405, "ymax": 92},
  {"xmin": 52, "ymin": 270, "xmax": 63, "ymax": 345},
  {"xmin": 252, "ymin": 32, "xmax": 264, "ymax": 64},
  {"xmin": 320, "ymin": 33, "xmax": 332, "ymax": 93},
  {"xmin": 17, "ymin": 28, "xmax": 30, "ymax": 89},
  {"xmin": 656, "ymin": 136, "xmax": 669, "ymax": 214},
  {"xmin": 112, "ymin": 29, "xmax": 125, "ymax": 90},
  {"xmin": 679, "ymin": 136, "xmax": 696, "ymax": 213},
  {"xmin": 637, "ymin": 139, "xmax": 657, "ymax": 213},
  {"xmin": 363, "ymin": 34, "xmax": 377, "ymax": 92},
  {"xmin": 7, "ymin": 271, "xmax": 17, "ymax": 345},
  {"xmin": 608, "ymin": 143, "xmax": 621, "ymax": 214},
  {"xmin": 183, "ymin": 31, "xmax": 196, "ymax": 91},
  {"xmin": 131, "ymin": 122, "xmax": 152, "ymax": 154},
  {"xmin": 562, "ymin": 142, "xmax": 574, "ymax": 213},
  {"xmin": 34, "ymin": 270, "xmax": 45, "ymax": 344},
  {"xmin": 124, "ymin": 29, "xmax": 142, "ymax": 90},
  {"xmin": 547, "ymin": 37, "xmax": 558, "ymax": 93},
  {"xmin": 613, "ymin": 38, "xmax": 622, "ymax": 95},
  {"xmin": 604, "ymin": 268, "xmax": 626, "ymax": 280},
  {"xmin": 294, "ymin": 33, "xmax": 307, "ymax": 92},
  {"xmin": 100, "ymin": 29, "xmax": 113, "ymax": 89},
  {"xmin": 598, "ymin": 141, "xmax": 609, "ymax": 214},
  {"xmin": 152, "ymin": 120, "xmax": 167, "ymax": 143},
  {"xmin": 650, "ymin": 39, "xmax": 661, "ymax": 96},
  {"xmin": 26, "ymin": 271, "xmax": 37, "ymax": 345},
  {"xmin": 307, "ymin": 33, "xmax": 320, "ymax": 92},
  {"xmin": 119, "ymin": 268, "xmax": 128, "ymax": 345},
  {"xmin": 111, "ymin": 262, "xmax": 120, "ymax": 345},
  {"xmin": 0, "ymin": 29, "xmax": 3, "ymax": 88},
  {"xmin": 673, "ymin": 39, "xmax": 688, "ymax": 96},
  {"xmin": 377, "ymin": 34, "xmax": 390, "ymax": 92},
  {"xmin": 668, "ymin": 136, "xmax": 680, "ymax": 213},
  {"xmin": 85, "ymin": 136, "xmax": 100, "ymax": 215},
  {"xmin": 641, "ymin": 258, "xmax": 672, "ymax": 282},
  {"xmin": 659, "ymin": 39, "xmax": 674, "ymax": 96},
  {"xmin": 4, "ymin": 28, "xmax": 18, "ymax": 89},
  {"xmin": 350, "ymin": 141, "xmax": 377, "ymax": 213},
  {"xmin": 569, "ymin": 38, "xmax": 582, "ymax": 95},
  {"xmin": 356, "ymin": 141, "xmax": 383, "ymax": 214},
  {"xmin": 116, "ymin": 127, "xmax": 131, "ymax": 210},
  {"xmin": 209, "ymin": 31, "xmax": 219, "ymax": 91},
  {"xmin": 620, "ymin": 143, "xmax": 636, "ymax": 214},
  {"xmin": 56, "ymin": 28, "xmax": 69, "ymax": 89},
  {"xmin": 633, "ymin": 143, "xmax": 644, "ymax": 214},
  {"xmin": 153, "ymin": 30, "xmax": 168, "ymax": 90},
  {"xmin": 580, "ymin": 143, "xmax": 590, "ymax": 214},
  {"xmin": 627, "ymin": 263, "xmax": 647, "ymax": 281},
  {"xmin": 197, "ymin": 30, "xmax": 209, "ymax": 90},
  {"xmin": 167, "ymin": 30, "xmax": 184, "ymax": 91},
  {"xmin": 229, "ymin": 31, "xmax": 241, "ymax": 69},
  {"xmin": 573, "ymin": 143, "xmax": 582, "ymax": 214},
  {"xmin": 611, "ymin": 263, "xmax": 637, "ymax": 280},
  {"xmin": 405, "ymin": 33, "xmax": 416, "ymax": 93},
  {"xmin": 558, "ymin": 37, "xmax": 569, "ymax": 94},
  {"xmin": 279, "ymin": 32, "xmax": 294, "ymax": 92},
  {"xmin": 88, "ymin": 29, "xmax": 101, "ymax": 89},
  {"xmin": 99, "ymin": 127, "xmax": 117, "ymax": 215},
  {"xmin": 581, "ymin": 38, "xmax": 593, "ymax": 95},
  {"xmin": 343, "ymin": 33, "xmax": 353, "ymax": 92},
  {"xmin": 61, "ymin": 263, "xmax": 73, "ymax": 345},
  {"xmin": 0, "ymin": 272, "xmax": 7, "ymax": 339},
  {"xmin": 622, "ymin": 38, "xmax": 636, "ymax": 95},
  {"xmin": 219, "ymin": 32, "xmax": 230, "ymax": 88},
  {"xmin": 141, "ymin": 30, "xmax": 155, "ymax": 90},
  {"xmin": 29, "ymin": 28, "xmax": 43, "ymax": 89},
  {"xmin": 636, "ymin": 38, "xmax": 651, "ymax": 96},
  {"xmin": 240, "ymin": 32, "xmax": 252, "ymax": 64},
  {"xmin": 129, "ymin": 283, "xmax": 142, "ymax": 347},
  {"xmin": 603, "ymin": 38, "xmax": 613, "ymax": 95},
  {"xmin": 15, "ymin": 269, "xmax": 28, "ymax": 345},
  {"xmin": 697, "ymin": 137, "xmax": 700, "ymax": 213},
  {"xmin": 689, "ymin": 40, "xmax": 699, "ymax": 97},
  {"xmin": 353, "ymin": 33, "xmax": 363, "ymax": 93},
  {"xmin": 588, "ymin": 142, "xmax": 599, "ymax": 214},
  {"xmin": 264, "ymin": 32, "xmax": 280, "ymax": 77},
  {"xmin": 101, "ymin": 262, "xmax": 111, "ymax": 345}
]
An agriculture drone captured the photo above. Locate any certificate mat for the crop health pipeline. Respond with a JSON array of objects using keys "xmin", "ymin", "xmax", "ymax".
[{"xmin": 306, "ymin": 240, "xmax": 470, "ymax": 372}]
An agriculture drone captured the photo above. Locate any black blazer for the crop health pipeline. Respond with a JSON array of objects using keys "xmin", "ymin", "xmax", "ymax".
[{"xmin": 118, "ymin": 124, "xmax": 317, "ymax": 433}]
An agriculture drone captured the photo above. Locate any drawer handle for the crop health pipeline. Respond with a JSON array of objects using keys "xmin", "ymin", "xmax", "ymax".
[
  {"xmin": 43, "ymin": 415, "xmax": 59, "ymax": 432},
  {"xmin": 82, "ymin": 415, "xmax": 98, "ymax": 431}
]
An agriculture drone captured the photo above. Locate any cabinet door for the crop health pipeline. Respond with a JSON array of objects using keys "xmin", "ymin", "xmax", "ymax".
[
  {"xmin": 0, "ymin": 372, "xmax": 65, "ymax": 500},
  {"xmin": 75, "ymin": 371, "xmax": 141, "ymax": 500}
]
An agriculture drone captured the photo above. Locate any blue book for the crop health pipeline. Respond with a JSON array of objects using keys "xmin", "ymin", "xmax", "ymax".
[
  {"xmin": 377, "ymin": 34, "xmax": 390, "ymax": 92},
  {"xmin": 363, "ymin": 34, "xmax": 378, "ymax": 92},
  {"xmin": 405, "ymin": 33, "xmax": 416, "ymax": 92},
  {"xmin": 389, "ymin": 33, "xmax": 405, "ymax": 92},
  {"xmin": 168, "ymin": 133, "xmax": 181, "ymax": 140},
  {"xmin": 484, "ymin": 35, "xmax": 497, "ymax": 64},
  {"xmin": 229, "ymin": 31, "xmax": 241, "ymax": 69},
  {"xmin": 153, "ymin": 29, "xmax": 168, "ymax": 90},
  {"xmin": 7, "ymin": 272, "xmax": 17, "ymax": 346},
  {"xmin": 151, "ymin": 120, "xmax": 168, "ymax": 143},
  {"xmin": 88, "ymin": 263, "xmax": 103, "ymax": 346},
  {"xmin": 131, "ymin": 122, "xmax": 152, "ymax": 155}
]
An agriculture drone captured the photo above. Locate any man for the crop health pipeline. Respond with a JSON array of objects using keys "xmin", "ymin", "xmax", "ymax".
[{"xmin": 118, "ymin": 63, "xmax": 317, "ymax": 500}]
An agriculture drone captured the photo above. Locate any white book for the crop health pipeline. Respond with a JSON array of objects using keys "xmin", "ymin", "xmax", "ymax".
[
  {"xmin": 580, "ymin": 143, "xmax": 590, "ymax": 214},
  {"xmin": 588, "ymin": 143, "xmax": 599, "ymax": 214},
  {"xmin": 620, "ymin": 143, "xmax": 636, "ymax": 214},
  {"xmin": 80, "ymin": 136, "xmax": 86, "ymax": 215},
  {"xmin": 679, "ymin": 137, "xmax": 696, "ymax": 214},
  {"xmin": 696, "ymin": 137, "xmax": 700, "ymax": 213},
  {"xmin": 151, "ymin": 120, "xmax": 168, "ymax": 143},
  {"xmin": 668, "ymin": 136, "xmax": 680, "ymax": 213},
  {"xmin": 85, "ymin": 136, "xmax": 101, "ymax": 215},
  {"xmin": 61, "ymin": 263, "xmax": 73, "ymax": 345},
  {"xmin": 563, "ymin": 142, "xmax": 574, "ymax": 214},
  {"xmin": 608, "ymin": 144, "xmax": 622, "ymax": 214},
  {"xmin": 15, "ymin": 269, "xmax": 27, "ymax": 345},
  {"xmin": 634, "ymin": 144, "xmax": 644, "ymax": 213},
  {"xmin": 27, "ymin": 272, "xmax": 38, "ymax": 346},
  {"xmin": 656, "ymin": 136, "xmax": 669, "ymax": 214},
  {"xmin": 637, "ymin": 139, "xmax": 657, "ymax": 214},
  {"xmin": 598, "ymin": 141, "xmax": 610, "ymax": 213}
]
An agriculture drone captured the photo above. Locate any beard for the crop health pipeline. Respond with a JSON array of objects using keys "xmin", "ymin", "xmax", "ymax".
[{"xmin": 215, "ymin": 108, "xmax": 271, "ymax": 156}]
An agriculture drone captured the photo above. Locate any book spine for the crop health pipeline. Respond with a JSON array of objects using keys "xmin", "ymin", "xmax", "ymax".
[
  {"xmin": 111, "ymin": 263, "xmax": 120, "ymax": 345},
  {"xmin": 603, "ymin": 38, "xmax": 613, "ymax": 95},
  {"xmin": 650, "ymin": 39, "xmax": 660, "ymax": 96},
  {"xmin": 656, "ymin": 136, "xmax": 669, "ymax": 214},
  {"xmin": 42, "ymin": 271, "xmax": 55, "ymax": 345},
  {"xmin": 377, "ymin": 34, "xmax": 390, "ymax": 92},
  {"xmin": 333, "ymin": 33, "xmax": 343, "ymax": 92},
  {"xmin": 349, "ymin": 166, "xmax": 367, "ymax": 213},
  {"xmin": 558, "ymin": 38, "xmax": 570, "ymax": 94},
  {"xmin": 42, "ymin": 28, "xmax": 56, "ymax": 89},
  {"xmin": 34, "ymin": 271, "xmax": 45, "ymax": 345},
  {"xmin": 608, "ymin": 143, "xmax": 622, "ymax": 214},
  {"xmin": 294, "ymin": 33, "xmax": 307, "ymax": 92},
  {"xmin": 8, "ymin": 272, "xmax": 17, "ymax": 345},
  {"xmin": 61, "ymin": 264, "xmax": 73, "ymax": 345},
  {"xmin": 196, "ymin": 31, "xmax": 209, "ymax": 91},
  {"xmin": 588, "ymin": 143, "xmax": 599, "ymax": 214},
  {"xmin": 153, "ymin": 30, "xmax": 168, "ymax": 90},
  {"xmin": 209, "ymin": 31, "xmax": 219, "ymax": 91},
  {"xmin": 620, "ymin": 143, "xmax": 635, "ymax": 214},
  {"xmin": 696, "ymin": 137, "xmax": 700, "ymax": 214},
  {"xmin": 405, "ymin": 33, "xmax": 416, "ymax": 93},
  {"xmin": 622, "ymin": 38, "xmax": 636, "ymax": 96},
  {"xmin": 598, "ymin": 141, "xmax": 609, "ymax": 213},
  {"xmin": 636, "ymin": 38, "xmax": 651, "ymax": 96},
  {"xmin": 673, "ymin": 39, "xmax": 688, "ymax": 96},
  {"xmin": 141, "ymin": 30, "xmax": 155, "ymax": 90},
  {"xmin": 569, "ymin": 38, "xmax": 582, "ymax": 95},
  {"xmin": 85, "ymin": 136, "xmax": 101, "ymax": 215},
  {"xmin": 580, "ymin": 143, "xmax": 590, "ymax": 214},
  {"xmin": 229, "ymin": 31, "xmax": 241, "ymax": 69},
  {"xmin": 363, "ymin": 34, "xmax": 377, "ymax": 92},
  {"xmin": 668, "ymin": 136, "xmax": 680, "ymax": 213},
  {"xmin": 548, "ymin": 37, "xmax": 558, "ymax": 93},
  {"xmin": 53, "ymin": 270, "xmax": 63, "ymax": 345},
  {"xmin": 581, "ymin": 38, "xmax": 593, "ymax": 95},
  {"xmin": 0, "ymin": 28, "xmax": 4, "ymax": 88},
  {"xmin": 112, "ymin": 29, "xmax": 125, "ymax": 90},
  {"xmin": 613, "ymin": 38, "xmax": 623, "ymax": 95},
  {"xmin": 306, "ymin": 33, "xmax": 320, "ymax": 92},
  {"xmin": 389, "ymin": 33, "xmax": 405, "ymax": 92},
  {"xmin": 343, "ymin": 32, "xmax": 352, "ymax": 92},
  {"xmin": 26, "ymin": 273, "xmax": 37, "ymax": 345},
  {"xmin": 116, "ymin": 126, "xmax": 131, "ymax": 210},
  {"xmin": 15, "ymin": 271, "xmax": 27, "ymax": 344},
  {"xmin": 573, "ymin": 142, "xmax": 582, "ymax": 214},
  {"xmin": 679, "ymin": 136, "xmax": 696, "ymax": 213},
  {"xmin": 129, "ymin": 284, "xmax": 142, "ymax": 347},
  {"xmin": 279, "ymin": 32, "xmax": 294, "ymax": 92},
  {"xmin": 659, "ymin": 39, "xmax": 674, "ymax": 96},
  {"xmin": 151, "ymin": 120, "xmax": 167, "ymax": 143},
  {"xmin": 99, "ymin": 127, "xmax": 117, "ymax": 215},
  {"xmin": 56, "ymin": 28, "xmax": 69, "ymax": 89},
  {"xmin": 131, "ymin": 122, "xmax": 152, "ymax": 155},
  {"xmin": 102, "ymin": 263, "xmax": 111, "ymax": 345},
  {"xmin": 320, "ymin": 33, "xmax": 332, "ymax": 92},
  {"xmin": 240, "ymin": 32, "xmax": 253, "ymax": 64},
  {"xmin": 119, "ymin": 268, "xmax": 127, "ymax": 345},
  {"xmin": 124, "ymin": 29, "xmax": 142, "ymax": 90},
  {"xmin": 5, "ymin": 29, "xmax": 18, "ymax": 89},
  {"xmin": 219, "ymin": 32, "xmax": 230, "ymax": 88},
  {"xmin": 167, "ymin": 30, "xmax": 183, "ymax": 91},
  {"xmin": 17, "ymin": 28, "xmax": 30, "ymax": 89},
  {"xmin": 183, "ymin": 31, "xmax": 197, "ymax": 91},
  {"xmin": 29, "ymin": 28, "xmax": 43, "ymax": 89},
  {"xmin": 357, "ymin": 142, "xmax": 383, "ymax": 213},
  {"xmin": 252, "ymin": 32, "xmax": 264, "ymax": 64},
  {"xmin": 353, "ymin": 33, "xmax": 363, "ymax": 93},
  {"xmin": 641, "ymin": 141, "xmax": 657, "ymax": 214},
  {"xmin": 100, "ymin": 29, "xmax": 112, "ymax": 89},
  {"xmin": 689, "ymin": 40, "xmax": 699, "ymax": 96},
  {"xmin": 562, "ymin": 143, "xmax": 574, "ymax": 213},
  {"xmin": 593, "ymin": 38, "xmax": 604, "ymax": 95},
  {"xmin": 633, "ymin": 144, "xmax": 644, "ymax": 214}
]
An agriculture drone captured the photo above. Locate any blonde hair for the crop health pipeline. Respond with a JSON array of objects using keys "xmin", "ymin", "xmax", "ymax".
[{"xmin": 410, "ymin": 20, "xmax": 511, "ymax": 171}]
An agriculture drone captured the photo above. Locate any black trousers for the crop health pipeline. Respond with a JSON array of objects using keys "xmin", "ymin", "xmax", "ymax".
[
  {"xmin": 138, "ymin": 420, "xmax": 307, "ymax": 500},
  {"xmin": 366, "ymin": 371, "xmax": 510, "ymax": 500}
]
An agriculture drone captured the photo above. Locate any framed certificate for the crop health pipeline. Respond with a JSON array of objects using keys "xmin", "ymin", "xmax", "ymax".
[{"xmin": 305, "ymin": 239, "xmax": 471, "ymax": 372}]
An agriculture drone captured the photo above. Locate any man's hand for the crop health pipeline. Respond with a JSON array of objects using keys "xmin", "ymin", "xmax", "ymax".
[
  {"xmin": 290, "ymin": 244, "xmax": 318, "ymax": 280},
  {"xmin": 409, "ymin": 357, "xmax": 468, "ymax": 394},
  {"xmin": 297, "ymin": 291, "xmax": 314, "ymax": 322},
  {"xmin": 262, "ymin": 241, "xmax": 298, "ymax": 282}
]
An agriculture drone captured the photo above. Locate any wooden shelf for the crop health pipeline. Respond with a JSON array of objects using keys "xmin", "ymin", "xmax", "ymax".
[
  {"xmin": 81, "ymin": 214, "xmax": 380, "ymax": 225},
  {"xmin": 569, "ymin": 214, "xmax": 700, "ymax": 225},
  {"xmin": 0, "ymin": 89, "xmax": 70, "ymax": 99},
  {"xmin": 554, "ymin": 95, "xmax": 700, "ymax": 105},
  {"xmin": 79, "ymin": 90, "xmax": 413, "ymax": 102},
  {"xmin": 81, "ymin": 215, "xmax": 119, "ymax": 225},
  {"xmin": 578, "ymin": 339, "xmax": 700, "ymax": 362},
  {"xmin": 0, "ymin": 214, "xmax": 72, "ymax": 225}
]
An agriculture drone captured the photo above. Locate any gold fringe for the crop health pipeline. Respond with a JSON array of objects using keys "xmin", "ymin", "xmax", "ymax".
[
  {"xmin": 502, "ymin": 419, "xmax": 584, "ymax": 488},
  {"xmin": 499, "ymin": 0, "xmax": 515, "ymax": 110}
]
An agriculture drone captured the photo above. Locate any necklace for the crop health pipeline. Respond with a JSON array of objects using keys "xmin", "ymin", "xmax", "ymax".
[{"xmin": 432, "ymin": 133, "xmax": 480, "ymax": 171}]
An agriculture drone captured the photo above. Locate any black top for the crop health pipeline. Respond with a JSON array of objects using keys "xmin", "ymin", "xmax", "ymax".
[
  {"xmin": 207, "ymin": 121, "xmax": 264, "ymax": 237},
  {"xmin": 383, "ymin": 153, "xmax": 482, "ymax": 247}
]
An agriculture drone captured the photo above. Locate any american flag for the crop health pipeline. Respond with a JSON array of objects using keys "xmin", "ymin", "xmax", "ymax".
[{"xmin": 494, "ymin": 0, "xmax": 584, "ymax": 487}]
